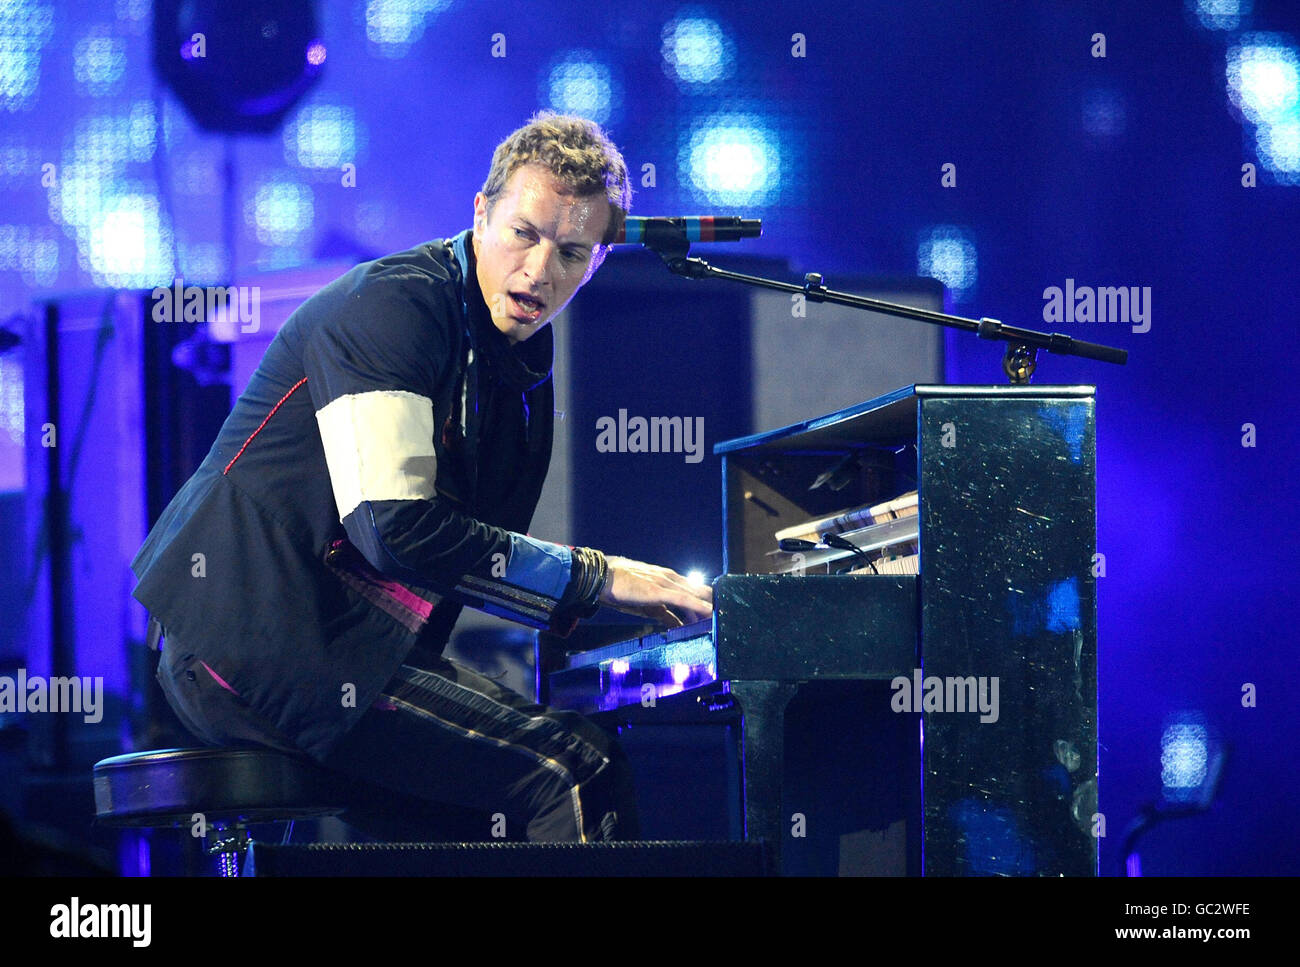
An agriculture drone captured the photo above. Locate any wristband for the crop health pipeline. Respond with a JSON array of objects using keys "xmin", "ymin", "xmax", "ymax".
[{"xmin": 553, "ymin": 546, "xmax": 607, "ymax": 629}]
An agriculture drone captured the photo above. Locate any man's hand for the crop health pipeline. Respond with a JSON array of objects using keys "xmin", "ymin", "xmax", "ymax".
[{"xmin": 598, "ymin": 556, "xmax": 713, "ymax": 628}]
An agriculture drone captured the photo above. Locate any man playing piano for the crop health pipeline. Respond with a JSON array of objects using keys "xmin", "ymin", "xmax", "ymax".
[{"xmin": 131, "ymin": 112, "xmax": 713, "ymax": 842}]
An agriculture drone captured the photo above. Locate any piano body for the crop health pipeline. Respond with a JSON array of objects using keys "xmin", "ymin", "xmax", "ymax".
[{"xmin": 544, "ymin": 384, "xmax": 1099, "ymax": 875}]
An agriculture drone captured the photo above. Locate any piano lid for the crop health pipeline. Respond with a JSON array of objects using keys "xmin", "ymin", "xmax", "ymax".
[{"xmin": 713, "ymin": 383, "xmax": 1096, "ymax": 457}]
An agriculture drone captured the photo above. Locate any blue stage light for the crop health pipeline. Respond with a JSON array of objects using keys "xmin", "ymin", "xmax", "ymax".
[
  {"xmin": 172, "ymin": 153, "xmax": 221, "ymax": 196},
  {"xmin": 128, "ymin": 100, "xmax": 158, "ymax": 156},
  {"xmin": 176, "ymin": 242, "xmax": 225, "ymax": 284},
  {"xmin": 51, "ymin": 107, "xmax": 157, "ymax": 238},
  {"xmin": 1160, "ymin": 714, "xmax": 1209, "ymax": 803},
  {"xmin": 365, "ymin": 0, "xmax": 423, "ymax": 47},
  {"xmin": 115, "ymin": 0, "xmax": 151, "ymax": 28},
  {"xmin": 362, "ymin": 0, "xmax": 451, "ymax": 59},
  {"xmin": 354, "ymin": 200, "xmax": 392, "ymax": 244},
  {"xmin": 24, "ymin": 232, "xmax": 58, "ymax": 286},
  {"xmin": 1081, "ymin": 88, "xmax": 1126, "ymax": 139},
  {"xmin": 0, "ymin": 0, "xmax": 55, "ymax": 111},
  {"xmin": 661, "ymin": 10, "xmax": 735, "ymax": 87},
  {"xmin": 246, "ymin": 177, "xmax": 315, "ymax": 246},
  {"xmin": 73, "ymin": 27, "xmax": 128, "ymax": 97},
  {"xmin": 917, "ymin": 225, "xmax": 977, "ymax": 302},
  {"xmin": 71, "ymin": 115, "xmax": 140, "ymax": 169},
  {"xmin": 681, "ymin": 114, "xmax": 781, "ymax": 207},
  {"xmin": 255, "ymin": 245, "xmax": 310, "ymax": 271},
  {"xmin": 284, "ymin": 102, "xmax": 361, "ymax": 170},
  {"xmin": 1226, "ymin": 33, "xmax": 1299, "ymax": 125},
  {"xmin": 86, "ymin": 193, "xmax": 174, "ymax": 287},
  {"xmin": 0, "ymin": 224, "xmax": 58, "ymax": 286},
  {"xmin": 1255, "ymin": 115, "xmax": 1300, "ymax": 181},
  {"xmin": 0, "ymin": 355, "xmax": 23, "ymax": 456},
  {"xmin": 50, "ymin": 164, "xmax": 105, "ymax": 231},
  {"xmin": 544, "ymin": 52, "xmax": 620, "ymax": 125},
  {"xmin": 1188, "ymin": 0, "xmax": 1252, "ymax": 32},
  {"xmin": 0, "ymin": 139, "xmax": 38, "ymax": 183}
]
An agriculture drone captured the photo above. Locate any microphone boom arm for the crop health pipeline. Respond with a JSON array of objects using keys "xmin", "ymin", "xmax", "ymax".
[{"xmin": 637, "ymin": 234, "xmax": 1128, "ymax": 383}]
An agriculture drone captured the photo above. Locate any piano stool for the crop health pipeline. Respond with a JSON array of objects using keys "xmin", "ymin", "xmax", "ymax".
[
  {"xmin": 91, "ymin": 747, "xmax": 772, "ymax": 876},
  {"xmin": 92, "ymin": 747, "xmax": 349, "ymax": 876}
]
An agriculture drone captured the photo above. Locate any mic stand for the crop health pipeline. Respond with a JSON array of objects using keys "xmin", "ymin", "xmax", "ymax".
[{"xmin": 641, "ymin": 234, "xmax": 1128, "ymax": 383}]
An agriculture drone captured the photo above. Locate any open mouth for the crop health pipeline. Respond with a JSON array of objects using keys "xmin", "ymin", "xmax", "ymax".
[{"xmin": 510, "ymin": 292, "xmax": 545, "ymax": 320}]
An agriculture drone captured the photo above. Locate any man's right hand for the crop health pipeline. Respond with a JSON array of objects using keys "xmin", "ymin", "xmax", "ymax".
[{"xmin": 598, "ymin": 556, "xmax": 713, "ymax": 628}]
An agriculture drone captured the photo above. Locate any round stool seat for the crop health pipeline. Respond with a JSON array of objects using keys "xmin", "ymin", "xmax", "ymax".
[{"xmin": 93, "ymin": 747, "xmax": 347, "ymax": 828}]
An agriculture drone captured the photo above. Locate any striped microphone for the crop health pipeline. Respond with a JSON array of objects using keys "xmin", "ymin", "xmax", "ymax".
[{"xmin": 614, "ymin": 216, "xmax": 762, "ymax": 244}]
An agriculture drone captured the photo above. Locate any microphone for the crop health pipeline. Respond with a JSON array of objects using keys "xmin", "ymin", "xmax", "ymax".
[{"xmin": 614, "ymin": 216, "xmax": 762, "ymax": 245}]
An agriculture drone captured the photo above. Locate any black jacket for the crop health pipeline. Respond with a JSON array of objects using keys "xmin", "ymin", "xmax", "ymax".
[{"xmin": 132, "ymin": 230, "xmax": 596, "ymax": 759}]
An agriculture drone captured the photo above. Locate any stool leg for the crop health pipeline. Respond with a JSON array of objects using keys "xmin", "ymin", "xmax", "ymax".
[{"xmin": 206, "ymin": 824, "xmax": 250, "ymax": 877}]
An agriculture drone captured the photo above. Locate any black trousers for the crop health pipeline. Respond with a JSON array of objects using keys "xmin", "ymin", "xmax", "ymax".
[{"xmin": 157, "ymin": 639, "xmax": 640, "ymax": 843}]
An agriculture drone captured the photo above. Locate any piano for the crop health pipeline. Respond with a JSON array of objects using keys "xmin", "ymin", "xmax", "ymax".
[{"xmin": 544, "ymin": 385, "xmax": 1100, "ymax": 876}]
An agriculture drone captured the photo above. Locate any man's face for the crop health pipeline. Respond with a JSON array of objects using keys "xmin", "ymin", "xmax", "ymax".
[{"xmin": 472, "ymin": 163, "xmax": 611, "ymax": 345}]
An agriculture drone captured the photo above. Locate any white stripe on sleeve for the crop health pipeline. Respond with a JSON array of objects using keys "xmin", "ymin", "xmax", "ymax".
[{"xmin": 314, "ymin": 389, "xmax": 437, "ymax": 520}]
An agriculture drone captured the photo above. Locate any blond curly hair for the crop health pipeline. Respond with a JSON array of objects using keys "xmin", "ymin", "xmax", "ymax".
[{"xmin": 480, "ymin": 112, "xmax": 632, "ymax": 246}]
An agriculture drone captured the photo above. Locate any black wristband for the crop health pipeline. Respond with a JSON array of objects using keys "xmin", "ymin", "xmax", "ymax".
[{"xmin": 557, "ymin": 546, "xmax": 607, "ymax": 622}]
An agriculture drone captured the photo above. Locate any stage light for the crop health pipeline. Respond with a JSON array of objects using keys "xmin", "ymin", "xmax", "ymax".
[
  {"xmin": 0, "ymin": 0, "xmax": 55, "ymax": 112},
  {"xmin": 661, "ymin": 10, "xmax": 734, "ymax": 86},
  {"xmin": 70, "ymin": 115, "xmax": 144, "ymax": 170},
  {"xmin": 115, "ymin": 0, "xmax": 151, "ymax": 27},
  {"xmin": 0, "ymin": 353, "xmax": 23, "ymax": 448},
  {"xmin": 176, "ymin": 242, "xmax": 225, "ymax": 284},
  {"xmin": 50, "ymin": 164, "xmax": 104, "ymax": 230},
  {"xmin": 86, "ymin": 193, "xmax": 173, "ymax": 287},
  {"xmin": 0, "ymin": 224, "xmax": 57, "ymax": 286},
  {"xmin": 50, "ymin": 107, "xmax": 157, "ymax": 239},
  {"xmin": 173, "ymin": 154, "xmax": 221, "ymax": 195},
  {"xmin": 128, "ymin": 100, "xmax": 158, "ymax": 156},
  {"xmin": 917, "ymin": 225, "xmax": 977, "ymax": 302},
  {"xmin": 687, "ymin": 570, "xmax": 707, "ymax": 586},
  {"xmin": 1255, "ymin": 115, "xmax": 1300, "ymax": 180},
  {"xmin": 1188, "ymin": 0, "xmax": 1252, "ymax": 32},
  {"xmin": 362, "ymin": 0, "xmax": 450, "ymax": 59},
  {"xmin": 25, "ymin": 234, "xmax": 58, "ymax": 286},
  {"xmin": 245, "ymin": 178, "xmax": 314, "ymax": 246},
  {"xmin": 73, "ymin": 27, "xmax": 128, "ymax": 97},
  {"xmin": 1082, "ymin": 88, "xmax": 1126, "ymax": 139},
  {"xmin": 681, "ymin": 114, "xmax": 781, "ymax": 207},
  {"xmin": 355, "ymin": 200, "xmax": 392, "ymax": 243},
  {"xmin": 0, "ymin": 227, "xmax": 18, "ymax": 266},
  {"xmin": 283, "ymin": 102, "xmax": 360, "ymax": 170},
  {"xmin": 0, "ymin": 140, "xmax": 38, "ymax": 182},
  {"xmin": 255, "ymin": 246, "xmax": 310, "ymax": 272},
  {"xmin": 365, "ymin": 0, "xmax": 423, "ymax": 49},
  {"xmin": 1160, "ymin": 714, "xmax": 1209, "ymax": 803},
  {"xmin": 1226, "ymin": 33, "xmax": 1299, "ymax": 125},
  {"xmin": 544, "ymin": 52, "xmax": 619, "ymax": 125},
  {"xmin": 152, "ymin": 0, "xmax": 324, "ymax": 134}
]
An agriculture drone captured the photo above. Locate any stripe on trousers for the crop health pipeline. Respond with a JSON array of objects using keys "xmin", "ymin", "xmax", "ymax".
[{"xmin": 381, "ymin": 664, "xmax": 611, "ymax": 842}]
